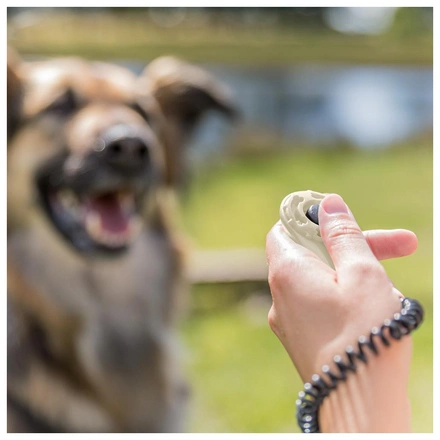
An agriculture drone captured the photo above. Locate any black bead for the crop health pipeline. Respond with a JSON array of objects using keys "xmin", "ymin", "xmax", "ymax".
[{"xmin": 306, "ymin": 203, "xmax": 320, "ymax": 225}]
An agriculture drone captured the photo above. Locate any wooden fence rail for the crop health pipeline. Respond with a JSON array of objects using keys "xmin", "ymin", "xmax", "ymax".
[{"xmin": 187, "ymin": 248, "xmax": 268, "ymax": 284}]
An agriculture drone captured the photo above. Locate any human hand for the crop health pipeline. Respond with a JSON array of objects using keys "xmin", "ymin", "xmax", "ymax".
[{"xmin": 266, "ymin": 193, "xmax": 417, "ymax": 382}]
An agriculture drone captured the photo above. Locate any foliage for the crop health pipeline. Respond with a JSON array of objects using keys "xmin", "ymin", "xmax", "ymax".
[{"xmin": 7, "ymin": 8, "xmax": 432, "ymax": 65}]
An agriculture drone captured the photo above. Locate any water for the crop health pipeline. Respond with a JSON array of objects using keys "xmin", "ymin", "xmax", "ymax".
[{"xmin": 121, "ymin": 61, "xmax": 433, "ymax": 152}]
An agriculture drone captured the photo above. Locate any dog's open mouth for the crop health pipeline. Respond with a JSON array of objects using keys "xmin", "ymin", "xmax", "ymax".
[
  {"xmin": 34, "ymin": 150, "xmax": 154, "ymax": 255},
  {"xmin": 43, "ymin": 185, "xmax": 143, "ymax": 254}
]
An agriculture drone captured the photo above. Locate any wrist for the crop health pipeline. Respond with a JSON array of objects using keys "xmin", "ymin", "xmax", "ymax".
[
  {"xmin": 312, "ymin": 294, "xmax": 403, "ymax": 377},
  {"xmin": 319, "ymin": 336, "xmax": 412, "ymax": 432},
  {"xmin": 296, "ymin": 297, "xmax": 423, "ymax": 433}
]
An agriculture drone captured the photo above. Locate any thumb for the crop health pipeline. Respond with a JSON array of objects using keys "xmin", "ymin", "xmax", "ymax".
[{"xmin": 318, "ymin": 194, "xmax": 380, "ymax": 274}]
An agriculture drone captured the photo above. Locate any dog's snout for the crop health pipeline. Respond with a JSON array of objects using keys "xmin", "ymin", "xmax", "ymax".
[
  {"xmin": 97, "ymin": 125, "xmax": 151, "ymax": 173},
  {"xmin": 106, "ymin": 137, "xmax": 149, "ymax": 167}
]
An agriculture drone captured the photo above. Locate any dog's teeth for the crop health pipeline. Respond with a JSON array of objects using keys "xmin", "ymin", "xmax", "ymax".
[
  {"xmin": 81, "ymin": 194, "xmax": 142, "ymax": 247},
  {"xmin": 103, "ymin": 219, "xmax": 141, "ymax": 248},
  {"xmin": 101, "ymin": 231, "xmax": 114, "ymax": 246},
  {"xmin": 84, "ymin": 211, "xmax": 136, "ymax": 247},
  {"xmin": 105, "ymin": 232, "xmax": 118, "ymax": 246},
  {"xmin": 102, "ymin": 231, "xmax": 127, "ymax": 248},
  {"xmin": 85, "ymin": 212, "xmax": 102, "ymax": 239}
]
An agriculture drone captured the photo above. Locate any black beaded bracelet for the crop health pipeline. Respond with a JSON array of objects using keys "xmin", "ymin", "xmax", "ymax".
[{"xmin": 296, "ymin": 297, "xmax": 424, "ymax": 433}]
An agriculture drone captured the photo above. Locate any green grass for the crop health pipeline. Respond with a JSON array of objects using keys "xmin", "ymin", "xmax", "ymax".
[
  {"xmin": 179, "ymin": 142, "xmax": 433, "ymax": 432},
  {"xmin": 182, "ymin": 299, "xmax": 299, "ymax": 433}
]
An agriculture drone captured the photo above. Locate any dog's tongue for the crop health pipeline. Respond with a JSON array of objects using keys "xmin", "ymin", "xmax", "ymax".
[{"xmin": 86, "ymin": 193, "xmax": 129, "ymax": 233}]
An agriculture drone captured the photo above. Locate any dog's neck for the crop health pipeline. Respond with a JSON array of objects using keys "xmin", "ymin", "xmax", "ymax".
[{"xmin": 8, "ymin": 217, "xmax": 183, "ymax": 322}]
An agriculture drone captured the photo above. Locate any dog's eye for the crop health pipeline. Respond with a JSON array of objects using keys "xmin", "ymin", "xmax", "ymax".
[
  {"xmin": 131, "ymin": 103, "xmax": 152, "ymax": 124},
  {"xmin": 45, "ymin": 89, "xmax": 77, "ymax": 116}
]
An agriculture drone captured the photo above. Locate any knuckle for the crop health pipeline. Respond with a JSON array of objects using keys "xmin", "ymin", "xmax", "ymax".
[
  {"xmin": 267, "ymin": 258, "xmax": 296, "ymax": 297},
  {"xmin": 325, "ymin": 220, "xmax": 362, "ymax": 243},
  {"xmin": 267, "ymin": 306, "xmax": 279, "ymax": 335},
  {"xmin": 267, "ymin": 268, "xmax": 285, "ymax": 298}
]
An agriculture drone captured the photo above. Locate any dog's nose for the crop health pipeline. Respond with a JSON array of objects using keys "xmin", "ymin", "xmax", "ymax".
[
  {"xmin": 105, "ymin": 137, "xmax": 149, "ymax": 170},
  {"xmin": 97, "ymin": 125, "xmax": 151, "ymax": 173}
]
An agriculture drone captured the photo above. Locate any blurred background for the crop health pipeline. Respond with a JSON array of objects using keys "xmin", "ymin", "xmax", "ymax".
[{"xmin": 7, "ymin": 7, "xmax": 433, "ymax": 433}]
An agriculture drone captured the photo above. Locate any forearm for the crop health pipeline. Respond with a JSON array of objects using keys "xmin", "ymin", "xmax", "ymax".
[{"xmin": 318, "ymin": 337, "xmax": 413, "ymax": 433}]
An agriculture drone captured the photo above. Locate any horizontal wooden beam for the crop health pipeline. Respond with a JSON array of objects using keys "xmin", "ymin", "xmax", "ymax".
[{"xmin": 187, "ymin": 248, "xmax": 268, "ymax": 284}]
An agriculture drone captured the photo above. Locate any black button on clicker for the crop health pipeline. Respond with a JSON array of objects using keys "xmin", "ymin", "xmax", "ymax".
[{"xmin": 305, "ymin": 203, "xmax": 320, "ymax": 225}]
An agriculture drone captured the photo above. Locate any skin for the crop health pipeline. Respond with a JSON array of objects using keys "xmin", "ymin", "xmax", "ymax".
[{"xmin": 266, "ymin": 194, "xmax": 417, "ymax": 432}]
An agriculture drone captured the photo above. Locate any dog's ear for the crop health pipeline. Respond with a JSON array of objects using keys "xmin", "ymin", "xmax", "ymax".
[
  {"xmin": 137, "ymin": 56, "xmax": 238, "ymax": 186},
  {"xmin": 7, "ymin": 47, "xmax": 24, "ymax": 140},
  {"xmin": 140, "ymin": 56, "xmax": 238, "ymax": 134}
]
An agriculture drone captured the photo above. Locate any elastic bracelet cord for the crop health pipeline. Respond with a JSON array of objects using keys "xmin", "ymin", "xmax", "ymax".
[{"xmin": 296, "ymin": 297, "xmax": 424, "ymax": 433}]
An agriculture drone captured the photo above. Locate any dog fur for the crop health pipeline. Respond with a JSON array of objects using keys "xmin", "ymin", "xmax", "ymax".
[{"xmin": 7, "ymin": 48, "xmax": 236, "ymax": 433}]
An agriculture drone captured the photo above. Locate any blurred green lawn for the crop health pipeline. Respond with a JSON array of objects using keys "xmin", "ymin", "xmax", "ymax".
[{"xmin": 179, "ymin": 142, "xmax": 433, "ymax": 433}]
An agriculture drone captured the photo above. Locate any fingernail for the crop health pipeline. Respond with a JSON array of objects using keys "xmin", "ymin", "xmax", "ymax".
[{"xmin": 321, "ymin": 194, "xmax": 349, "ymax": 215}]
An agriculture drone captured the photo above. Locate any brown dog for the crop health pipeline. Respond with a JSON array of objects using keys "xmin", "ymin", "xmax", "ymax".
[{"xmin": 7, "ymin": 49, "xmax": 236, "ymax": 433}]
